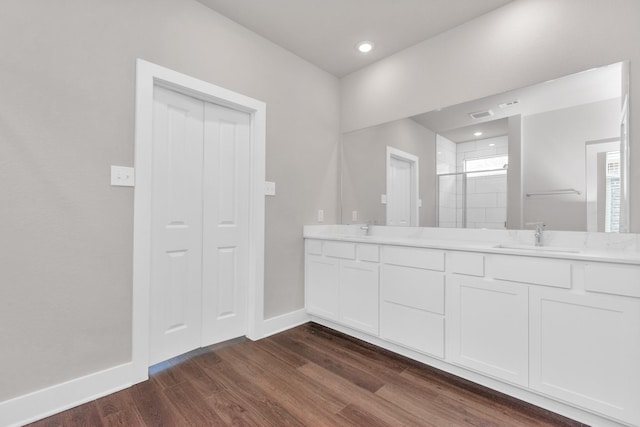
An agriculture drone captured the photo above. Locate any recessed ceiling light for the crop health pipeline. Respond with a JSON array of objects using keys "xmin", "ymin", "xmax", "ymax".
[
  {"xmin": 489, "ymin": 143, "xmax": 495, "ymax": 147},
  {"xmin": 356, "ymin": 41, "xmax": 374, "ymax": 53},
  {"xmin": 474, "ymin": 131, "xmax": 483, "ymax": 137}
]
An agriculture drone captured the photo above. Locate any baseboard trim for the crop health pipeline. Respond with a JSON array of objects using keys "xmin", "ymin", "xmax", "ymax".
[
  {"xmin": 0, "ymin": 362, "xmax": 133, "ymax": 427},
  {"xmin": 257, "ymin": 308, "xmax": 310, "ymax": 339}
]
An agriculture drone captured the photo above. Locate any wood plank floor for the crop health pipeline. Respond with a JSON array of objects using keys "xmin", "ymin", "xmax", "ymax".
[{"xmin": 27, "ymin": 323, "xmax": 586, "ymax": 426}]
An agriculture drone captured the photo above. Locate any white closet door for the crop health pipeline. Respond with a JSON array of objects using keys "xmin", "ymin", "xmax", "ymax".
[
  {"xmin": 149, "ymin": 86, "xmax": 204, "ymax": 365},
  {"xmin": 201, "ymin": 102, "xmax": 251, "ymax": 344},
  {"xmin": 388, "ymin": 156, "xmax": 412, "ymax": 226},
  {"xmin": 386, "ymin": 147, "xmax": 419, "ymax": 227}
]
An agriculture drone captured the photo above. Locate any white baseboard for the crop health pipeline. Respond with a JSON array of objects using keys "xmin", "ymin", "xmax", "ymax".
[
  {"xmin": 0, "ymin": 362, "xmax": 133, "ymax": 427},
  {"xmin": 256, "ymin": 308, "xmax": 310, "ymax": 339}
]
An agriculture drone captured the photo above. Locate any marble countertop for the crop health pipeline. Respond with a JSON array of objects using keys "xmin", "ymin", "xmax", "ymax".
[{"xmin": 303, "ymin": 225, "xmax": 640, "ymax": 265}]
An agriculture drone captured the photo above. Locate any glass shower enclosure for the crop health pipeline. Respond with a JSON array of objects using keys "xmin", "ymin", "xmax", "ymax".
[{"xmin": 436, "ymin": 168, "xmax": 508, "ymax": 229}]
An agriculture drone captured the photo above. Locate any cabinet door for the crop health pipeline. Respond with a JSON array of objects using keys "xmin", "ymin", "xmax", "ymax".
[
  {"xmin": 446, "ymin": 275, "xmax": 528, "ymax": 386},
  {"xmin": 340, "ymin": 260, "xmax": 379, "ymax": 335},
  {"xmin": 530, "ymin": 288, "xmax": 640, "ymax": 426},
  {"xmin": 305, "ymin": 255, "xmax": 340, "ymax": 321}
]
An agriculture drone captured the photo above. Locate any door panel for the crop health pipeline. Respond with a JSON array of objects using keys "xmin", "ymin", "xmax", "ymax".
[
  {"xmin": 530, "ymin": 287, "xmax": 640, "ymax": 424},
  {"xmin": 340, "ymin": 260, "xmax": 379, "ymax": 335},
  {"xmin": 389, "ymin": 157, "xmax": 411, "ymax": 226},
  {"xmin": 202, "ymin": 102, "xmax": 251, "ymax": 344},
  {"xmin": 217, "ymin": 120, "xmax": 238, "ymax": 223},
  {"xmin": 164, "ymin": 250, "xmax": 189, "ymax": 332},
  {"xmin": 150, "ymin": 86, "xmax": 204, "ymax": 365},
  {"xmin": 216, "ymin": 247, "xmax": 237, "ymax": 317},
  {"xmin": 305, "ymin": 255, "xmax": 340, "ymax": 321},
  {"xmin": 446, "ymin": 275, "xmax": 529, "ymax": 386},
  {"xmin": 386, "ymin": 147, "xmax": 419, "ymax": 227}
]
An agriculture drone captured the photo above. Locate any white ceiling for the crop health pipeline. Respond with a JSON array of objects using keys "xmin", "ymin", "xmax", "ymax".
[{"xmin": 195, "ymin": 0, "xmax": 514, "ymax": 77}]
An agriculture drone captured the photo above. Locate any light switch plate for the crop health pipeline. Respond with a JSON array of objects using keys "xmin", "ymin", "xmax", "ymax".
[
  {"xmin": 264, "ymin": 181, "xmax": 276, "ymax": 196},
  {"xmin": 111, "ymin": 165, "xmax": 135, "ymax": 187},
  {"xmin": 381, "ymin": 194, "xmax": 387, "ymax": 204}
]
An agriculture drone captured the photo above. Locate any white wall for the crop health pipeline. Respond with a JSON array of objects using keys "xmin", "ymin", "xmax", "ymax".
[
  {"xmin": 0, "ymin": 0, "xmax": 339, "ymax": 402},
  {"xmin": 341, "ymin": 0, "xmax": 640, "ymax": 232}
]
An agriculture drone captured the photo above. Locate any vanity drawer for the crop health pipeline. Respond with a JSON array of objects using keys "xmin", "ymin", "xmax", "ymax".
[
  {"xmin": 306, "ymin": 239, "xmax": 323, "ymax": 255},
  {"xmin": 448, "ymin": 252, "xmax": 485, "ymax": 277},
  {"xmin": 380, "ymin": 301, "xmax": 444, "ymax": 358},
  {"xmin": 584, "ymin": 263, "xmax": 640, "ymax": 298},
  {"xmin": 358, "ymin": 244, "xmax": 379, "ymax": 262},
  {"xmin": 491, "ymin": 255, "xmax": 571, "ymax": 289},
  {"xmin": 381, "ymin": 264, "xmax": 444, "ymax": 314},
  {"xmin": 324, "ymin": 241, "xmax": 356, "ymax": 259},
  {"xmin": 382, "ymin": 246, "xmax": 445, "ymax": 271}
]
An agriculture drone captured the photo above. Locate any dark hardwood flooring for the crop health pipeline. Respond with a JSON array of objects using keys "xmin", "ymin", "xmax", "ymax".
[{"xmin": 27, "ymin": 322, "xmax": 586, "ymax": 426}]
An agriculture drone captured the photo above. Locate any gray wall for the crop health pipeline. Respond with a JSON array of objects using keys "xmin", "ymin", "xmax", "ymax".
[
  {"xmin": 341, "ymin": 118, "xmax": 436, "ymax": 226},
  {"xmin": 0, "ymin": 0, "xmax": 339, "ymax": 401},
  {"xmin": 523, "ymin": 98, "xmax": 621, "ymax": 231},
  {"xmin": 341, "ymin": 0, "xmax": 640, "ymax": 232}
]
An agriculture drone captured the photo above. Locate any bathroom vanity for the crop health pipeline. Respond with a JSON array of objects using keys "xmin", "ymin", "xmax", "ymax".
[{"xmin": 304, "ymin": 225, "xmax": 640, "ymax": 427}]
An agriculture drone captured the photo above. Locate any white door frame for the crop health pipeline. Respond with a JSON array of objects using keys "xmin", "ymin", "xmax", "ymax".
[
  {"xmin": 386, "ymin": 146, "xmax": 419, "ymax": 226},
  {"xmin": 131, "ymin": 59, "xmax": 266, "ymax": 383},
  {"xmin": 585, "ymin": 138, "xmax": 620, "ymax": 232}
]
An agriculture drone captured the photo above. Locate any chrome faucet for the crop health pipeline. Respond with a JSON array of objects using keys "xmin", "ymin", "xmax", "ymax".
[
  {"xmin": 360, "ymin": 221, "xmax": 375, "ymax": 236},
  {"xmin": 526, "ymin": 222, "xmax": 546, "ymax": 246}
]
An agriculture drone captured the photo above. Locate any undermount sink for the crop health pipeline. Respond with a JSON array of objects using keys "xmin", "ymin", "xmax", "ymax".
[{"xmin": 493, "ymin": 244, "xmax": 581, "ymax": 254}]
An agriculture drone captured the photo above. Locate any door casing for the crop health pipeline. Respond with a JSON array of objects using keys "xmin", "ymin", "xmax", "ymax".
[{"xmin": 132, "ymin": 59, "xmax": 266, "ymax": 383}]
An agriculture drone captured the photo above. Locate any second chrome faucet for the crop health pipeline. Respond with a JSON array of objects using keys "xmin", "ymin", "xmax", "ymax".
[{"xmin": 526, "ymin": 222, "xmax": 546, "ymax": 246}]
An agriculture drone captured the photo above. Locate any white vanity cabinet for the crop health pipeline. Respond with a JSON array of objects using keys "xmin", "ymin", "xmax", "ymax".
[
  {"xmin": 339, "ymin": 259, "xmax": 379, "ymax": 334},
  {"xmin": 380, "ymin": 246, "xmax": 445, "ymax": 358},
  {"xmin": 529, "ymin": 269, "xmax": 640, "ymax": 426},
  {"xmin": 304, "ymin": 231, "xmax": 640, "ymax": 426},
  {"xmin": 446, "ymin": 275, "xmax": 529, "ymax": 386},
  {"xmin": 304, "ymin": 239, "xmax": 379, "ymax": 335},
  {"xmin": 305, "ymin": 240, "xmax": 340, "ymax": 321}
]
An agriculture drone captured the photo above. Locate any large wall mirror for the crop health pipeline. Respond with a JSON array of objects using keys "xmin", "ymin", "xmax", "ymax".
[{"xmin": 340, "ymin": 60, "xmax": 630, "ymax": 233}]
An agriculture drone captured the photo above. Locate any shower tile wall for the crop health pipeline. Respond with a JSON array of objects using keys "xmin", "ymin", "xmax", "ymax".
[
  {"xmin": 458, "ymin": 136, "xmax": 508, "ymax": 229},
  {"xmin": 437, "ymin": 135, "xmax": 508, "ymax": 229}
]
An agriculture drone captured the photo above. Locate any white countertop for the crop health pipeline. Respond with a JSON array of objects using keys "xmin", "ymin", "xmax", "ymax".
[{"xmin": 304, "ymin": 225, "xmax": 640, "ymax": 265}]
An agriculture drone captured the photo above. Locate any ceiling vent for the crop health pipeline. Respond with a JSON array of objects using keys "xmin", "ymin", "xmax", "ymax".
[
  {"xmin": 498, "ymin": 99, "xmax": 520, "ymax": 108},
  {"xmin": 468, "ymin": 109, "xmax": 494, "ymax": 120}
]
